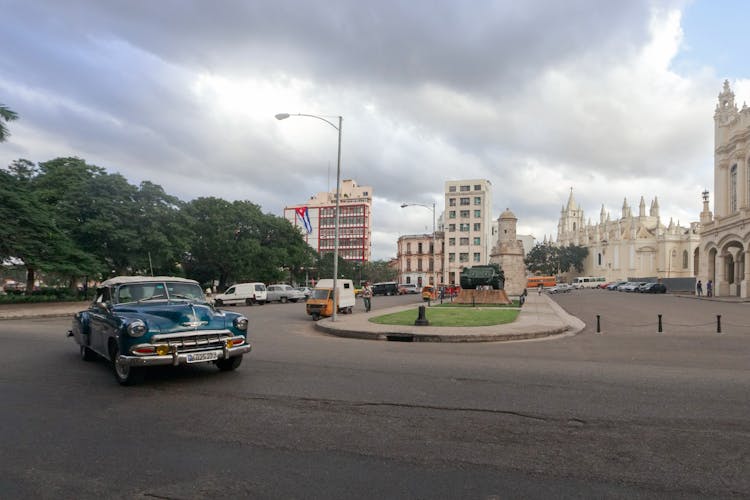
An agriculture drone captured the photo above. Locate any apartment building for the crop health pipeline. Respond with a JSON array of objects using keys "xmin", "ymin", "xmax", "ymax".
[
  {"xmin": 396, "ymin": 231, "xmax": 445, "ymax": 287},
  {"xmin": 284, "ymin": 179, "xmax": 373, "ymax": 262},
  {"xmin": 442, "ymin": 179, "xmax": 493, "ymax": 285}
]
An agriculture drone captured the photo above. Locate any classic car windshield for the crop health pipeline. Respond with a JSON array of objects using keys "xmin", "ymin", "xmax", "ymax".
[{"xmin": 115, "ymin": 282, "xmax": 206, "ymax": 304}]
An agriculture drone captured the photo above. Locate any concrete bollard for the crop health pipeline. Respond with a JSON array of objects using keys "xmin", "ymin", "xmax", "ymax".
[
  {"xmin": 658, "ymin": 314, "xmax": 663, "ymax": 333},
  {"xmin": 717, "ymin": 314, "xmax": 722, "ymax": 333},
  {"xmin": 596, "ymin": 314, "xmax": 601, "ymax": 334},
  {"xmin": 414, "ymin": 305, "xmax": 430, "ymax": 326}
]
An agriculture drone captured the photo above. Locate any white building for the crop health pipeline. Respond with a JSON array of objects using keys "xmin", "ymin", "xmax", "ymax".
[
  {"xmin": 556, "ymin": 189, "xmax": 699, "ymax": 281},
  {"xmin": 698, "ymin": 81, "xmax": 750, "ymax": 297},
  {"xmin": 442, "ymin": 179, "xmax": 493, "ymax": 285}
]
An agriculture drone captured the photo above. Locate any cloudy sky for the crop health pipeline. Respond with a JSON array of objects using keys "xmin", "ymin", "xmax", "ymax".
[{"xmin": 2, "ymin": 0, "xmax": 749, "ymax": 260}]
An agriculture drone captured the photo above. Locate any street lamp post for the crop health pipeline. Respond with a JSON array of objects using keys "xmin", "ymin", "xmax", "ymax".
[
  {"xmin": 401, "ymin": 201, "xmax": 437, "ymax": 287},
  {"xmin": 276, "ymin": 112, "xmax": 343, "ymax": 321}
]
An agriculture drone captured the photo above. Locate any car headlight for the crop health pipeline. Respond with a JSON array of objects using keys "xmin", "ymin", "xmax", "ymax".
[
  {"xmin": 233, "ymin": 316, "xmax": 249, "ymax": 331},
  {"xmin": 127, "ymin": 319, "xmax": 147, "ymax": 337}
]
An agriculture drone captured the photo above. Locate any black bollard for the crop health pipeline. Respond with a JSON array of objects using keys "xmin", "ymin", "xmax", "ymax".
[
  {"xmin": 414, "ymin": 305, "xmax": 430, "ymax": 326},
  {"xmin": 658, "ymin": 314, "xmax": 663, "ymax": 333},
  {"xmin": 717, "ymin": 314, "xmax": 722, "ymax": 333},
  {"xmin": 596, "ymin": 314, "xmax": 601, "ymax": 334}
]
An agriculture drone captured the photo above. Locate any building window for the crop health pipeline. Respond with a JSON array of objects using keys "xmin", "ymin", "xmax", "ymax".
[
  {"xmin": 460, "ymin": 197, "xmax": 470, "ymax": 205},
  {"xmin": 683, "ymin": 250, "xmax": 688, "ymax": 269},
  {"xmin": 406, "ymin": 259, "xmax": 411, "ymax": 272},
  {"xmin": 448, "ymin": 253, "xmax": 456, "ymax": 262},
  {"xmin": 459, "ymin": 253, "xmax": 469, "ymax": 262},
  {"xmin": 417, "ymin": 259, "xmax": 423, "ymax": 271},
  {"xmin": 460, "ymin": 185, "xmax": 470, "ymax": 192},
  {"xmin": 449, "ymin": 210, "xmax": 456, "ymax": 219},
  {"xmin": 459, "ymin": 223, "xmax": 470, "ymax": 232},
  {"xmin": 460, "ymin": 237, "xmax": 469, "ymax": 245},
  {"xmin": 731, "ymin": 164, "xmax": 738, "ymax": 212},
  {"xmin": 406, "ymin": 243, "xmax": 411, "ymax": 254},
  {"xmin": 598, "ymin": 253, "xmax": 602, "ymax": 266},
  {"xmin": 449, "ymin": 186, "xmax": 456, "ymax": 192},
  {"xmin": 448, "ymin": 224, "xmax": 456, "ymax": 232},
  {"xmin": 473, "ymin": 252, "xmax": 481, "ymax": 262},
  {"xmin": 418, "ymin": 243, "xmax": 423, "ymax": 254},
  {"xmin": 448, "ymin": 237, "xmax": 455, "ymax": 246},
  {"xmin": 473, "ymin": 237, "xmax": 480, "ymax": 245},
  {"xmin": 474, "ymin": 197, "xmax": 481, "ymax": 205},
  {"xmin": 474, "ymin": 184, "xmax": 481, "ymax": 191},
  {"xmin": 460, "ymin": 210, "xmax": 470, "ymax": 218},
  {"xmin": 473, "ymin": 223, "xmax": 481, "ymax": 231},
  {"xmin": 474, "ymin": 210, "xmax": 481, "ymax": 218},
  {"xmin": 449, "ymin": 198, "xmax": 456, "ymax": 207}
]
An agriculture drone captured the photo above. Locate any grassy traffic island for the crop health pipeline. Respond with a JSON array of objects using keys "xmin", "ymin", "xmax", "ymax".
[{"xmin": 370, "ymin": 302, "xmax": 520, "ymax": 327}]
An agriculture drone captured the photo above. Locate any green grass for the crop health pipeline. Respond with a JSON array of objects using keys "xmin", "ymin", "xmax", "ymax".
[{"xmin": 370, "ymin": 306, "xmax": 520, "ymax": 327}]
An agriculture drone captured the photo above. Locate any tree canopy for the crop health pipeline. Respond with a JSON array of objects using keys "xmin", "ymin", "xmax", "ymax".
[{"xmin": 525, "ymin": 242, "xmax": 588, "ymax": 276}]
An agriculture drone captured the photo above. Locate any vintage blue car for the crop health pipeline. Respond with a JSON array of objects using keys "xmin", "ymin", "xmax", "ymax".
[{"xmin": 68, "ymin": 276, "xmax": 251, "ymax": 385}]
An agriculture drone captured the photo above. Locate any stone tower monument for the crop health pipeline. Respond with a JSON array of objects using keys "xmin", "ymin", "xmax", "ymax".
[{"xmin": 489, "ymin": 208, "xmax": 526, "ymax": 296}]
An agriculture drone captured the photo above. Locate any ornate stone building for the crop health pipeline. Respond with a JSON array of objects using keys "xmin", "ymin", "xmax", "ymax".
[
  {"xmin": 698, "ymin": 81, "xmax": 750, "ymax": 297},
  {"xmin": 556, "ymin": 189, "xmax": 700, "ymax": 281},
  {"xmin": 489, "ymin": 209, "xmax": 526, "ymax": 296}
]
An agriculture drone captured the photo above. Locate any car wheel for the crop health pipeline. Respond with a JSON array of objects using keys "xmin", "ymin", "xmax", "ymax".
[
  {"xmin": 216, "ymin": 355, "xmax": 242, "ymax": 371},
  {"xmin": 280, "ymin": 297, "xmax": 287, "ymax": 303},
  {"xmin": 312, "ymin": 314, "xmax": 320, "ymax": 321},
  {"xmin": 347, "ymin": 307, "xmax": 353, "ymax": 314},
  {"xmin": 110, "ymin": 341, "xmax": 143, "ymax": 386},
  {"xmin": 215, "ymin": 299, "xmax": 224, "ymax": 306},
  {"xmin": 80, "ymin": 345, "xmax": 97, "ymax": 361},
  {"xmin": 245, "ymin": 298, "xmax": 253, "ymax": 306},
  {"xmin": 258, "ymin": 301, "xmax": 265, "ymax": 305}
]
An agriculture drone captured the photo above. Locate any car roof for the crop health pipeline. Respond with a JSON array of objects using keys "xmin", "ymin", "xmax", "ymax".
[{"xmin": 100, "ymin": 276, "xmax": 199, "ymax": 287}]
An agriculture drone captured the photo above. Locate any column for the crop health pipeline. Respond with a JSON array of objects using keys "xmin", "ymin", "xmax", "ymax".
[
  {"xmin": 717, "ymin": 253, "xmax": 728, "ymax": 297},
  {"xmin": 744, "ymin": 248, "xmax": 750, "ymax": 299}
]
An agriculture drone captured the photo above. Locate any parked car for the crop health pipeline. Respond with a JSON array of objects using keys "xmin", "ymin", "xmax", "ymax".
[
  {"xmin": 67, "ymin": 276, "xmax": 251, "ymax": 385},
  {"xmin": 398, "ymin": 283, "xmax": 419, "ymax": 294},
  {"xmin": 266, "ymin": 284, "xmax": 305, "ymax": 303},
  {"xmin": 607, "ymin": 280, "xmax": 628, "ymax": 290},
  {"xmin": 641, "ymin": 282, "xmax": 667, "ymax": 293},
  {"xmin": 372, "ymin": 282, "xmax": 399, "ymax": 296},
  {"xmin": 620, "ymin": 282, "xmax": 646, "ymax": 292},
  {"xmin": 549, "ymin": 283, "xmax": 573, "ymax": 293},
  {"xmin": 296, "ymin": 287, "xmax": 312, "ymax": 300},
  {"xmin": 213, "ymin": 282, "xmax": 267, "ymax": 306}
]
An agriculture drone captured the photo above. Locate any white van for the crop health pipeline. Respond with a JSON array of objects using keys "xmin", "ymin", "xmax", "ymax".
[{"xmin": 213, "ymin": 282, "xmax": 267, "ymax": 306}]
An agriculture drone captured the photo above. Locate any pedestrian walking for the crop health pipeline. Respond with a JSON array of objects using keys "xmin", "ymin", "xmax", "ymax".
[
  {"xmin": 538, "ymin": 284, "xmax": 543, "ymax": 295},
  {"xmin": 706, "ymin": 280, "xmax": 713, "ymax": 297},
  {"xmin": 696, "ymin": 280, "xmax": 703, "ymax": 296},
  {"xmin": 520, "ymin": 288, "xmax": 527, "ymax": 306},
  {"xmin": 361, "ymin": 281, "xmax": 373, "ymax": 312}
]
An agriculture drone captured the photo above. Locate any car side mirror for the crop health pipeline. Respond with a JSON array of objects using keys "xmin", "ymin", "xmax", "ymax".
[{"xmin": 95, "ymin": 302, "xmax": 110, "ymax": 313}]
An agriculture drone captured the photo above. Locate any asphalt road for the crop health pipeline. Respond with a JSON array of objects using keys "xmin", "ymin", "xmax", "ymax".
[{"xmin": 1, "ymin": 291, "xmax": 748, "ymax": 499}]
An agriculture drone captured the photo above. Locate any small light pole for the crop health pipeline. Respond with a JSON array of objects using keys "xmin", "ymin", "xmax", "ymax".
[{"xmin": 276, "ymin": 112, "xmax": 343, "ymax": 321}]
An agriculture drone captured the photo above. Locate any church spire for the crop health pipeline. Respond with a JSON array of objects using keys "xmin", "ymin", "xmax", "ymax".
[
  {"xmin": 639, "ymin": 196, "xmax": 646, "ymax": 217},
  {"xmin": 566, "ymin": 187, "xmax": 576, "ymax": 211}
]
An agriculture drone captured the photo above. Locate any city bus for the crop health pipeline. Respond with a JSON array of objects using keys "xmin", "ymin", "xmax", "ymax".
[
  {"xmin": 572, "ymin": 276, "xmax": 607, "ymax": 288},
  {"xmin": 526, "ymin": 276, "xmax": 556, "ymax": 289}
]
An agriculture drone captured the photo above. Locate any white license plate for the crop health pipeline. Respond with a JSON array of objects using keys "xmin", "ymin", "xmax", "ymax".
[{"xmin": 186, "ymin": 350, "xmax": 220, "ymax": 363}]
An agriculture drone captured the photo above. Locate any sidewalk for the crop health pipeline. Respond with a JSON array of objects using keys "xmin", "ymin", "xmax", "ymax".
[
  {"xmin": 314, "ymin": 292, "xmax": 585, "ymax": 342},
  {"xmin": 0, "ymin": 301, "xmax": 84, "ymax": 320}
]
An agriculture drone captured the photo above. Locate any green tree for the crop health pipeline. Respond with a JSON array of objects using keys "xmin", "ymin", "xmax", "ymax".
[
  {"xmin": 559, "ymin": 244, "xmax": 589, "ymax": 274},
  {"xmin": 524, "ymin": 242, "xmax": 559, "ymax": 276},
  {"xmin": 0, "ymin": 167, "xmax": 97, "ymax": 293},
  {"xmin": 0, "ymin": 104, "xmax": 18, "ymax": 142}
]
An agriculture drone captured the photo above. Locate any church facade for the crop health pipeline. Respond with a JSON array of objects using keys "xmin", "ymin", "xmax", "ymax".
[
  {"xmin": 556, "ymin": 189, "xmax": 700, "ymax": 282},
  {"xmin": 697, "ymin": 81, "xmax": 750, "ymax": 297}
]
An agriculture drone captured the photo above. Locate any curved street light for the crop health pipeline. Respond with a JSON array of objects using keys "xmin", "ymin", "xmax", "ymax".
[
  {"xmin": 276, "ymin": 112, "xmax": 343, "ymax": 321},
  {"xmin": 401, "ymin": 201, "xmax": 437, "ymax": 287}
]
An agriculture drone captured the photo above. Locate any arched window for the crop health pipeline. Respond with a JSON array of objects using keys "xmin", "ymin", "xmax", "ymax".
[
  {"xmin": 598, "ymin": 253, "xmax": 602, "ymax": 266},
  {"xmin": 730, "ymin": 164, "xmax": 738, "ymax": 212},
  {"xmin": 682, "ymin": 250, "xmax": 688, "ymax": 269}
]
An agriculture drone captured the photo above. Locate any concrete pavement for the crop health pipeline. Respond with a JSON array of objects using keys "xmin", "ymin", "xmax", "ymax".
[{"xmin": 0, "ymin": 293, "xmax": 586, "ymax": 343}]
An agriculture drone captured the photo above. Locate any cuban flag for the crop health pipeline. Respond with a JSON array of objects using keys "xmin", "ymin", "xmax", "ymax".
[{"xmin": 295, "ymin": 206, "xmax": 313, "ymax": 234}]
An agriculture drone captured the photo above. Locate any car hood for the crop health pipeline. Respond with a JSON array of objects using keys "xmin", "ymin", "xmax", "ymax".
[{"xmin": 113, "ymin": 301, "xmax": 233, "ymax": 333}]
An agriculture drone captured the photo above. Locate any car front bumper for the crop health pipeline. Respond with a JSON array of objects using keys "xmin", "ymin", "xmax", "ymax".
[{"xmin": 119, "ymin": 343, "xmax": 252, "ymax": 367}]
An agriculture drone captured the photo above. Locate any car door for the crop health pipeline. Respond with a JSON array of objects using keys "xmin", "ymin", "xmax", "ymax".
[{"xmin": 88, "ymin": 287, "xmax": 118, "ymax": 358}]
